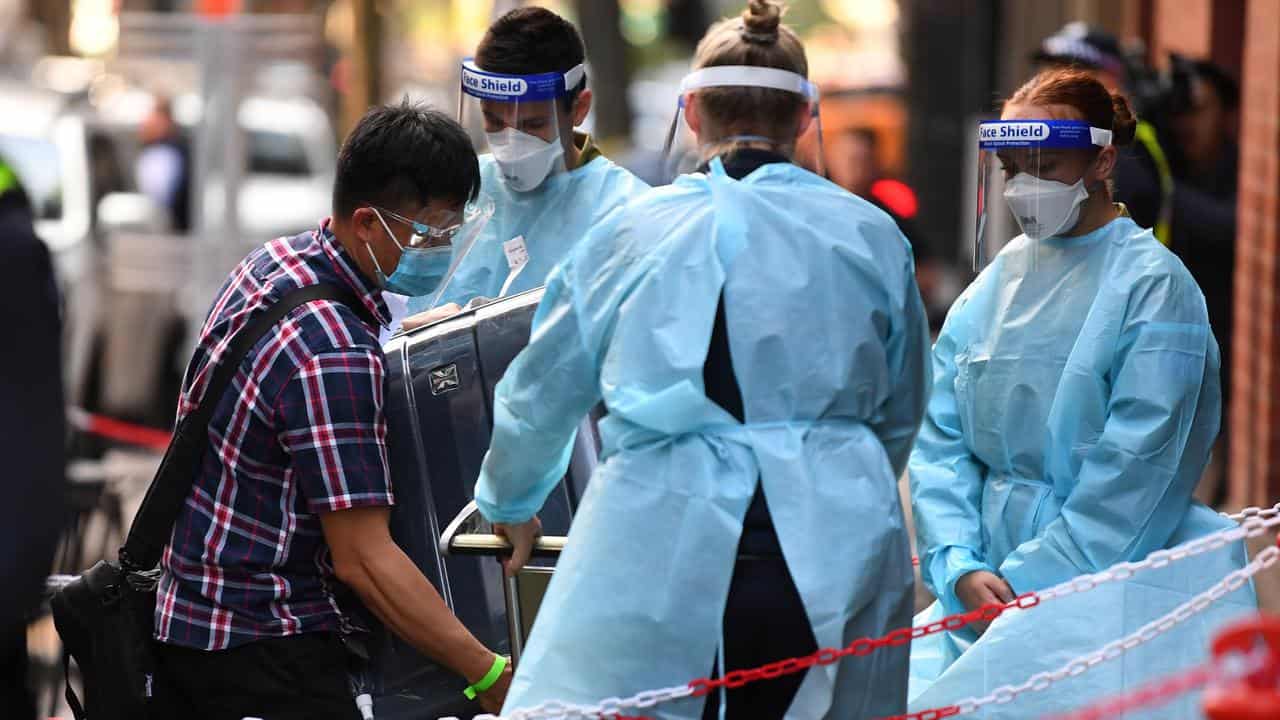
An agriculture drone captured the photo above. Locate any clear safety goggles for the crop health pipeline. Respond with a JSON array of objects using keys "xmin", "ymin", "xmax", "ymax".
[
  {"xmin": 974, "ymin": 119, "xmax": 1113, "ymax": 270},
  {"xmin": 661, "ymin": 65, "xmax": 824, "ymax": 180},
  {"xmin": 458, "ymin": 59, "xmax": 585, "ymax": 192},
  {"xmin": 378, "ymin": 194, "xmax": 495, "ymax": 306},
  {"xmin": 370, "ymin": 196, "xmax": 492, "ymax": 249}
]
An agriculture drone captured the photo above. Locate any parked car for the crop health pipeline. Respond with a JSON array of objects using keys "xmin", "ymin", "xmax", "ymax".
[
  {"xmin": 83, "ymin": 88, "xmax": 338, "ymax": 429},
  {"xmin": 0, "ymin": 77, "xmax": 336, "ymax": 437}
]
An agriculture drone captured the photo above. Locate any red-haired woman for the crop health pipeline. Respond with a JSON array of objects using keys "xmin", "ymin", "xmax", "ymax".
[{"xmin": 908, "ymin": 68, "xmax": 1256, "ymax": 717}]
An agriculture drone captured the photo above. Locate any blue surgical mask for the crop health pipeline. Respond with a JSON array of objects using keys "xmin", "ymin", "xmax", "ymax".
[
  {"xmin": 367, "ymin": 209, "xmax": 455, "ymax": 297},
  {"xmin": 378, "ymin": 245, "xmax": 452, "ymax": 297}
]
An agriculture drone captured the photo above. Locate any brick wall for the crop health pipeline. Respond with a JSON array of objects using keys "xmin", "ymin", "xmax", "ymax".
[
  {"xmin": 1139, "ymin": 0, "xmax": 1244, "ymax": 76},
  {"xmin": 1229, "ymin": 0, "xmax": 1280, "ymax": 507},
  {"xmin": 1152, "ymin": 0, "xmax": 1211, "ymax": 64}
]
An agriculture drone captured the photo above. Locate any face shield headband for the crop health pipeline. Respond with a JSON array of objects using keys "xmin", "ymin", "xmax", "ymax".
[
  {"xmin": 460, "ymin": 59, "xmax": 586, "ymax": 192},
  {"xmin": 662, "ymin": 65, "xmax": 823, "ymax": 177},
  {"xmin": 460, "ymin": 59, "xmax": 586, "ymax": 104},
  {"xmin": 975, "ymin": 119, "xmax": 1113, "ymax": 270}
]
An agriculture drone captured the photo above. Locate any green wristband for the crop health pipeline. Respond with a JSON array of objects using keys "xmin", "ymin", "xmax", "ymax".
[{"xmin": 464, "ymin": 654, "xmax": 508, "ymax": 700}]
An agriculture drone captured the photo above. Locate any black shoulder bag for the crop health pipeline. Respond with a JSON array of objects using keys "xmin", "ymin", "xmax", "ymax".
[{"xmin": 50, "ymin": 284, "xmax": 376, "ymax": 720}]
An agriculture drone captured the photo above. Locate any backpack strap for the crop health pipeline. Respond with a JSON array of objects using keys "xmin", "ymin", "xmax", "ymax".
[
  {"xmin": 62, "ymin": 649, "xmax": 86, "ymax": 720},
  {"xmin": 120, "ymin": 284, "xmax": 377, "ymax": 570}
]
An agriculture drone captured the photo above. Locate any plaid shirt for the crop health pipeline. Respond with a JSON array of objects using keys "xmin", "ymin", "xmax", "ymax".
[{"xmin": 156, "ymin": 221, "xmax": 394, "ymax": 650}]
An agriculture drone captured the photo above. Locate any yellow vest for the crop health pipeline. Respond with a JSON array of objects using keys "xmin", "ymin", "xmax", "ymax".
[{"xmin": 1133, "ymin": 120, "xmax": 1174, "ymax": 246}]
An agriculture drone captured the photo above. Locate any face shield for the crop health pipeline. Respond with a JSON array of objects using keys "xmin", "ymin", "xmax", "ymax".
[
  {"xmin": 661, "ymin": 65, "xmax": 823, "ymax": 179},
  {"xmin": 459, "ymin": 59, "xmax": 585, "ymax": 193},
  {"xmin": 975, "ymin": 119, "xmax": 1112, "ymax": 269}
]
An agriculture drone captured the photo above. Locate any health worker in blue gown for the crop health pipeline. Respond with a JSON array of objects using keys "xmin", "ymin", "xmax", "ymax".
[
  {"xmin": 401, "ymin": 7, "xmax": 647, "ymax": 323},
  {"xmin": 908, "ymin": 68, "xmax": 1256, "ymax": 719},
  {"xmin": 471, "ymin": 2, "xmax": 932, "ymax": 718}
]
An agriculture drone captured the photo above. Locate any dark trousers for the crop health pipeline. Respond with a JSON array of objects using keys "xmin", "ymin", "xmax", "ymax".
[
  {"xmin": 0, "ymin": 627, "xmax": 34, "ymax": 720},
  {"xmin": 702, "ymin": 496, "xmax": 819, "ymax": 719},
  {"xmin": 154, "ymin": 633, "xmax": 360, "ymax": 720}
]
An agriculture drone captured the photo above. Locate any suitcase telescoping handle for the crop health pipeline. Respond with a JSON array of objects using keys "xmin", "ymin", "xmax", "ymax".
[
  {"xmin": 444, "ymin": 533, "xmax": 567, "ymax": 558},
  {"xmin": 437, "ymin": 500, "xmax": 567, "ymax": 559},
  {"xmin": 438, "ymin": 501, "xmax": 566, "ymax": 665}
]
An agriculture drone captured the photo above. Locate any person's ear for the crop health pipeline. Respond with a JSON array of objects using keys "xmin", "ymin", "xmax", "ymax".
[
  {"xmin": 571, "ymin": 88, "xmax": 592, "ymax": 127},
  {"xmin": 352, "ymin": 206, "xmax": 371, "ymax": 232},
  {"xmin": 1091, "ymin": 145, "xmax": 1118, "ymax": 185},
  {"xmin": 351, "ymin": 207, "xmax": 379, "ymax": 246},
  {"xmin": 685, "ymin": 94, "xmax": 702, "ymax": 137}
]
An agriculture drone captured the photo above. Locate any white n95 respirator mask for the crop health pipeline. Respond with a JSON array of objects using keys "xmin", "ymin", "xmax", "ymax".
[
  {"xmin": 1002, "ymin": 172, "xmax": 1090, "ymax": 241},
  {"xmin": 486, "ymin": 127, "xmax": 565, "ymax": 193},
  {"xmin": 460, "ymin": 59, "xmax": 586, "ymax": 193}
]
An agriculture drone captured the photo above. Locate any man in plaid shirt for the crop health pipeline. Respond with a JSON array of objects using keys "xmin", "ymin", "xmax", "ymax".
[{"xmin": 153, "ymin": 103, "xmax": 510, "ymax": 718}]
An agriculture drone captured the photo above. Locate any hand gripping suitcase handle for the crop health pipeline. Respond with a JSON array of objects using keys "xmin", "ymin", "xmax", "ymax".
[
  {"xmin": 445, "ymin": 533, "xmax": 567, "ymax": 558},
  {"xmin": 438, "ymin": 500, "xmax": 566, "ymax": 558}
]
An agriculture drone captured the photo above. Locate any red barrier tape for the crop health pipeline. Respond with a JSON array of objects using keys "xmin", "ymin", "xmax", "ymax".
[{"xmin": 68, "ymin": 409, "xmax": 172, "ymax": 451}]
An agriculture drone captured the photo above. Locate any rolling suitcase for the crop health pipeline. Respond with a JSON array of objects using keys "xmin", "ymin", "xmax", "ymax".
[{"xmin": 370, "ymin": 290, "xmax": 599, "ymax": 718}]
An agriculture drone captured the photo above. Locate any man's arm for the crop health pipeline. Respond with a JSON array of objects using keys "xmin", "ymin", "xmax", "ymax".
[
  {"xmin": 278, "ymin": 347, "xmax": 509, "ymax": 709},
  {"xmin": 475, "ymin": 259, "xmax": 603, "ymax": 529},
  {"xmin": 322, "ymin": 508, "xmax": 509, "ymax": 707}
]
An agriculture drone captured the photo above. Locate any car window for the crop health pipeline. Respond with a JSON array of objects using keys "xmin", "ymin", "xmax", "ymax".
[{"xmin": 246, "ymin": 129, "xmax": 310, "ymax": 176}]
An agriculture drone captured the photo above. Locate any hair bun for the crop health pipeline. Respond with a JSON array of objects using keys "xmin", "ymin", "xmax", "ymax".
[
  {"xmin": 740, "ymin": 0, "xmax": 784, "ymax": 44},
  {"xmin": 1109, "ymin": 92, "xmax": 1138, "ymax": 146}
]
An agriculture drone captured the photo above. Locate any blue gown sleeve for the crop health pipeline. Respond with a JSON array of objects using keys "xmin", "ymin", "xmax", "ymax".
[
  {"xmin": 909, "ymin": 298, "xmax": 994, "ymax": 615},
  {"xmin": 1000, "ymin": 272, "xmax": 1218, "ymax": 593},
  {"xmin": 474, "ymin": 257, "xmax": 605, "ymax": 524},
  {"xmin": 871, "ymin": 245, "xmax": 933, "ymax": 478}
]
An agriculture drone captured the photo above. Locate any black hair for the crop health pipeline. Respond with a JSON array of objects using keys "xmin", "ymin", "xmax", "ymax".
[
  {"xmin": 476, "ymin": 7, "xmax": 587, "ymax": 110},
  {"xmin": 333, "ymin": 100, "xmax": 480, "ymax": 218},
  {"xmin": 1189, "ymin": 60, "xmax": 1240, "ymax": 111}
]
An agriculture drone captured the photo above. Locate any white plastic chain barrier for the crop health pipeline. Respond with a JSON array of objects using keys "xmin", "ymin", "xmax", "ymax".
[
  {"xmin": 1049, "ymin": 645, "xmax": 1272, "ymax": 720},
  {"xmin": 1224, "ymin": 502, "xmax": 1280, "ymax": 523},
  {"xmin": 446, "ymin": 504, "xmax": 1280, "ymax": 720},
  {"xmin": 1033, "ymin": 507, "xmax": 1280, "ymax": 606}
]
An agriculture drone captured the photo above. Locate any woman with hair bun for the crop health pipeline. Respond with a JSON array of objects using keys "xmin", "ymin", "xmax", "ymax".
[
  {"xmin": 472, "ymin": 1, "xmax": 930, "ymax": 717},
  {"xmin": 908, "ymin": 68, "xmax": 1256, "ymax": 716}
]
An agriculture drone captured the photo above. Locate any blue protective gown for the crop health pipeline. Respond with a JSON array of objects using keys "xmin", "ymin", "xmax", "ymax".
[
  {"xmin": 908, "ymin": 215, "xmax": 1256, "ymax": 718},
  {"xmin": 474, "ymin": 158, "xmax": 931, "ymax": 719},
  {"xmin": 406, "ymin": 150, "xmax": 649, "ymax": 313}
]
